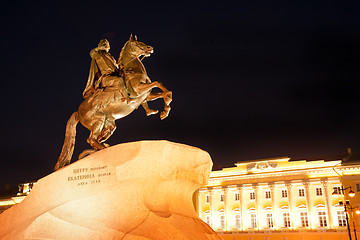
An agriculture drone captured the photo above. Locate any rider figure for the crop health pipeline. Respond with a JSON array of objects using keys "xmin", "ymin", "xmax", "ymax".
[{"xmin": 83, "ymin": 39, "xmax": 134, "ymax": 103}]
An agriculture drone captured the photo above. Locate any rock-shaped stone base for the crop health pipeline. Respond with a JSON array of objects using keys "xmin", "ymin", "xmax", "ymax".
[{"xmin": 0, "ymin": 140, "xmax": 221, "ymax": 240}]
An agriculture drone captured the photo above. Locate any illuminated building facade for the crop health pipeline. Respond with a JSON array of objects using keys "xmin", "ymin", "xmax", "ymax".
[
  {"xmin": 0, "ymin": 182, "xmax": 36, "ymax": 214},
  {"xmin": 195, "ymin": 153, "xmax": 360, "ymax": 240},
  {"xmin": 1, "ymin": 154, "xmax": 359, "ymax": 240}
]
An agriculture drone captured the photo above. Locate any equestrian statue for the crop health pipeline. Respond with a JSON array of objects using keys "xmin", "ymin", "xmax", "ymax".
[{"xmin": 54, "ymin": 35, "xmax": 172, "ymax": 171}]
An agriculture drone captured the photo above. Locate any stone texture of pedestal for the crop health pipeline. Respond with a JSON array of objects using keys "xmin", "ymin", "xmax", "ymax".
[{"xmin": 0, "ymin": 140, "xmax": 222, "ymax": 240}]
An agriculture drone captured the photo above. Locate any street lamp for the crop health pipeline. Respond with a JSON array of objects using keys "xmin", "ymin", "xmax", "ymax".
[
  {"xmin": 349, "ymin": 189, "xmax": 355, "ymax": 197},
  {"xmin": 346, "ymin": 204, "xmax": 360, "ymax": 240},
  {"xmin": 336, "ymin": 187, "xmax": 356, "ymax": 240},
  {"xmin": 332, "ymin": 186, "xmax": 355, "ymax": 197},
  {"xmin": 339, "ymin": 200, "xmax": 353, "ymax": 240}
]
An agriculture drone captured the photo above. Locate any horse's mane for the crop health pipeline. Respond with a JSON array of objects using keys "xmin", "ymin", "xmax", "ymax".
[{"xmin": 117, "ymin": 40, "xmax": 130, "ymax": 66}]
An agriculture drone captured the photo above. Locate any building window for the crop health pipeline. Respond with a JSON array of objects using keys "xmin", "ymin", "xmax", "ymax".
[
  {"xmin": 337, "ymin": 211, "xmax": 347, "ymax": 226},
  {"xmin": 220, "ymin": 215, "xmax": 225, "ymax": 229},
  {"xmin": 333, "ymin": 187, "xmax": 342, "ymax": 195},
  {"xmin": 266, "ymin": 213, "xmax": 274, "ymax": 228},
  {"xmin": 250, "ymin": 213, "xmax": 257, "ymax": 228},
  {"xmin": 250, "ymin": 192, "xmax": 255, "ymax": 200},
  {"xmin": 265, "ymin": 191, "xmax": 271, "ymax": 199},
  {"xmin": 206, "ymin": 195, "xmax": 210, "ymax": 203},
  {"xmin": 282, "ymin": 190, "xmax": 288, "ymax": 198},
  {"xmin": 283, "ymin": 212, "xmax": 291, "ymax": 227},
  {"xmin": 318, "ymin": 211, "xmax": 327, "ymax": 227},
  {"xmin": 316, "ymin": 187, "xmax": 323, "ymax": 196},
  {"xmin": 220, "ymin": 194, "xmax": 224, "ymax": 202},
  {"xmin": 300, "ymin": 211, "xmax": 309, "ymax": 227},
  {"xmin": 356, "ymin": 183, "xmax": 360, "ymax": 192},
  {"xmin": 235, "ymin": 193, "xmax": 240, "ymax": 201},
  {"xmin": 205, "ymin": 215, "xmax": 211, "ymax": 226},
  {"xmin": 234, "ymin": 214, "xmax": 241, "ymax": 228},
  {"xmin": 299, "ymin": 189, "xmax": 305, "ymax": 197}
]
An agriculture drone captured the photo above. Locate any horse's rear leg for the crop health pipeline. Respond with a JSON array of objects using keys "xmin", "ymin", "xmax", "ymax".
[
  {"xmin": 98, "ymin": 117, "xmax": 116, "ymax": 144},
  {"xmin": 87, "ymin": 121, "xmax": 106, "ymax": 151},
  {"xmin": 79, "ymin": 121, "xmax": 108, "ymax": 159}
]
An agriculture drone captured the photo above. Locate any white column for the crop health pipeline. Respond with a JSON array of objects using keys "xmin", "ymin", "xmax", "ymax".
[
  {"xmin": 253, "ymin": 184, "xmax": 260, "ymax": 230},
  {"xmin": 286, "ymin": 182, "xmax": 295, "ymax": 229},
  {"xmin": 223, "ymin": 187, "xmax": 229, "ymax": 231},
  {"xmin": 197, "ymin": 189, "xmax": 203, "ymax": 219},
  {"xmin": 321, "ymin": 179, "xmax": 333, "ymax": 229},
  {"xmin": 238, "ymin": 185, "xmax": 245, "ymax": 231},
  {"xmin": 269, "ymin": 183, "xmax": 277, "ymax": 228},
  {"xmin": 209, "ymin": 188, "xmax": 215, "ymax": 228},
  {"xmin": 303, "ymin": 181, "xmax": 314, "ymax": 228}
]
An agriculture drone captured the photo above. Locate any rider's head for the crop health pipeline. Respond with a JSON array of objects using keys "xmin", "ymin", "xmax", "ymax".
[{"xmin": 98, "ymin": 39, "xmax": 110, "ymax": 52}]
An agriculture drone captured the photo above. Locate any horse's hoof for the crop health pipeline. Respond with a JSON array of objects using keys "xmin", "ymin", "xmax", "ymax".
[
  {"xmin": 160, "ymin": 111, "xmax": 167, "ymax": 120},
  {"xmin": 146, "ymin": 109, "xmax": 159, "ymax": 116},
  {"xmin": 79, "ymin": 149, "xmax": 97, "ymax": 159},
  {"xmin": 160, "ymin": 107, "xmax": 170, "ymax": 120},
  {"xmin": 164, "ymin": 91, "xmax": 172, "ymax": 105}
]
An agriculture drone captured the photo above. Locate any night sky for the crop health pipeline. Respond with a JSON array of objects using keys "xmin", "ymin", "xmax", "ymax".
[{"xmin": 1, "ymin": 1, "xmax": 359, "ymax": 186}]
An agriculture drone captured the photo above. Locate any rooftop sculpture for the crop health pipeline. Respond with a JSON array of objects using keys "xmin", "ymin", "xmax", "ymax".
[{"xmin": 54, "ymin": 35, "xmax": 172, "ymax": 170}]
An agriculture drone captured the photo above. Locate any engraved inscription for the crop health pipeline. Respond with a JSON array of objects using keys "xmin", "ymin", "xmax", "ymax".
[{"xmin": 67, "ymin": 166, "xmax": 112, "ymax": 186}]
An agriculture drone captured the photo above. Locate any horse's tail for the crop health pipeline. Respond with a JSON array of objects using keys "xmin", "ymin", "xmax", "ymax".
[{"xmin": 54, "ymin": 112, "xmax": 79, "ymax": 171}]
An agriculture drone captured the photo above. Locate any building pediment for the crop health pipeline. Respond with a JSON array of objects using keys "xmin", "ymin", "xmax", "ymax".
[{"xmin": 246, "ymin": 161, "xmax": 278, "ymax": 172}]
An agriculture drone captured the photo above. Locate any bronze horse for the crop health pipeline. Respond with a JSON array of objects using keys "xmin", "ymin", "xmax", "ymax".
[{"xmin": 54, "ymin": 36, "xmax": 172, "ymax": 170}]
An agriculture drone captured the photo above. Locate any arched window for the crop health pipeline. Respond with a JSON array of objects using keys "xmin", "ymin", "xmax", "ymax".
[
  {"xmin": 334, "ymin": 204, "xmax": 346, "ymax": 227},
  {"xmin": 248, "ymin": 207, "xmax": 257, "ymax": 229},
  {"xmin": 204, "ymin": 210, "xmax": 211, "ymax": 226},
  {"xmin": 264, "ymin": 207, "xmax": 274, "ymax": 228},
  {"xmin": 280, "ymin": 206, "xmax": 291, "ymax": 227},
  {"xmin": 315, "ymin": 204, "xmax": 327, "ymax": 227},
  {"xmin": 232, "ymin": 208, "xmax": 241, "ymax": 229},
  {"xmin": 297, "ymin": 205, "xmax": 309, "ymax": 227},
  {"xmin": 218, "ymin": 209, "xmax": 225, "ymax": 230}
]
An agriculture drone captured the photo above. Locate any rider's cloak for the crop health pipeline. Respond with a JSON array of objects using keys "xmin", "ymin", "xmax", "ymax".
[
  {"xmin": 83, "ymin": 58, "xmax": 99, "ymax": 98},
  {"xmin": 83, "ymin": 50, "xmax": 119, "ymax": 99}
]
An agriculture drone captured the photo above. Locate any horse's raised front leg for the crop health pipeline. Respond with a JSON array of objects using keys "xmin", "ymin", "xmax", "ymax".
[
  {"xmin": 141, "ymin": 101, "xmax": 159, "ymax": 116},
  {"xmin": 133, "ymin": 81, "xmax": 172, "ymax": 120},
  {"xmin": 144, "ymin": 91, "xmax": 172, "ymax": 120}
]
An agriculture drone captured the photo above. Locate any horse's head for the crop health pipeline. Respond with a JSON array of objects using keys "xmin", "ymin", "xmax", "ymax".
[{"xmin": 126, "ymin": 34, "xmax": 154, "ymax": 57}]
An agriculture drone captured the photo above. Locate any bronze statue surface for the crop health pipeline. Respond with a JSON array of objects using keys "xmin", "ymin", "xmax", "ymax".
[{"xmin": 54, "ymin": 35, "xmax": 172, "ymax": 170}]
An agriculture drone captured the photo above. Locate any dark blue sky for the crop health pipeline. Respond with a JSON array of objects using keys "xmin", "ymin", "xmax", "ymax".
[{"xmin": 1, "ymin": 1, "xmax": 359, "ymax": 185}]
